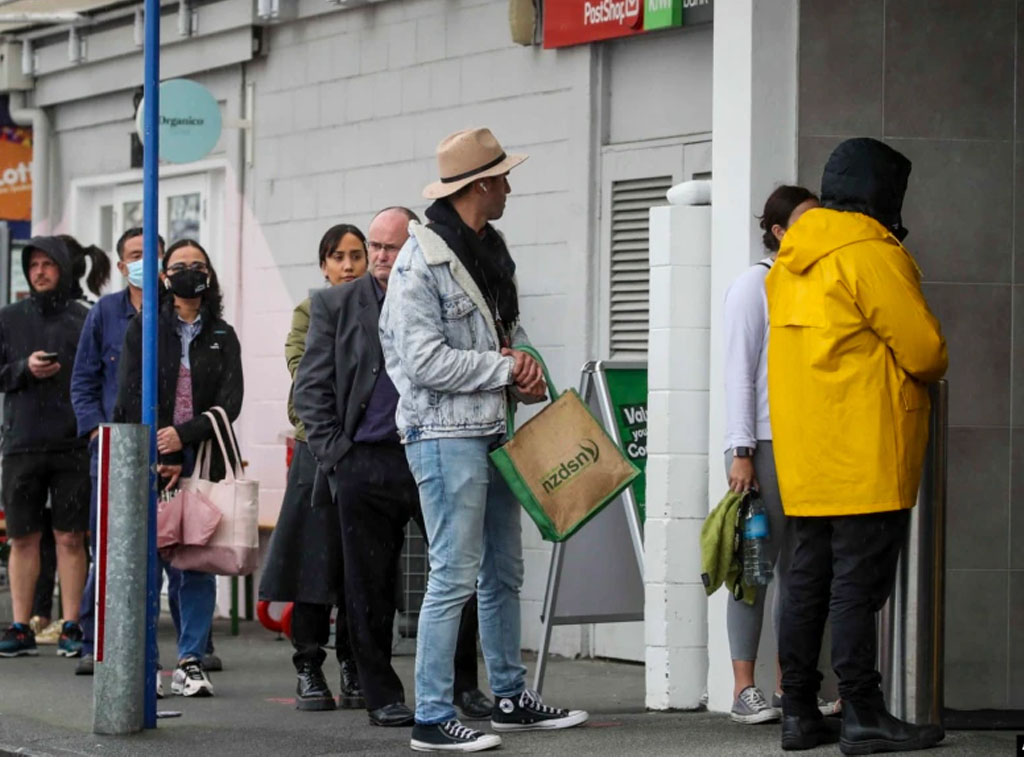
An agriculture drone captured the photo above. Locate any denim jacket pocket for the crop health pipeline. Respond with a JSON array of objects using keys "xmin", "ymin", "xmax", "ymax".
[{"xmin": 441, "ymin": 292, "xmax": 477, "ymax": 349}]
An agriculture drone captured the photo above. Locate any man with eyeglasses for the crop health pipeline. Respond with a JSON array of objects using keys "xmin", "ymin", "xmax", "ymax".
[{"xmin": 296, "ymin": 207, "xmax": 492, "ymax": 728}]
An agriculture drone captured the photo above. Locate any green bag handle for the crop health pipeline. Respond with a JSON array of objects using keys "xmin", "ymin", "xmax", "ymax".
[{"xmin": 503, "ymin": 345, "xmax": 560, "ymax": 437}]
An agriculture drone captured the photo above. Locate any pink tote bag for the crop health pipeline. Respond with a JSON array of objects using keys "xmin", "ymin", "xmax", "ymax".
[{"xmin": 168, "ymin": 407, "xmax": 260, "ymax": 576}]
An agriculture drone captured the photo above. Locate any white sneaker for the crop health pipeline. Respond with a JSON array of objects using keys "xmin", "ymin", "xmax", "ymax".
[
  {"xmin": 156, "ymin": 668, "xmax": 164, "ymax": 699},
  {"xmin": 731, "ymin": 686, "xmax": 780, "ymax": 724},
  {"xmin": 171, "ymin": 658, "xmax": 214, "ymax": 697}
]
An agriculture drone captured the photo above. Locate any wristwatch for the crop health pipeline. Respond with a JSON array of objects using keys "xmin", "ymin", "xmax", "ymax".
[{"xmin": 732, "ymin": 446, "xmax": 755, "ymax": 458}]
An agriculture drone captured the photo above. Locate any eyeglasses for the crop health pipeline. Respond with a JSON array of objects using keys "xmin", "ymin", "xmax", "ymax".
[
  {"xmin": 368, "ymin": 241, "xmax": 401, "ymax": 256},
  {"xmin": 165, "ymin": 261, "xmax": 209, "ymax": 274}
]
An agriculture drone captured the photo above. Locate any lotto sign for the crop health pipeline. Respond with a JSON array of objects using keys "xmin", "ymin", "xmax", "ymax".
[
  {"xmin": 0, "ymin": 127, "xmax": 32, "ymax": 221},
  {"xmin": 543, "ymin": 0, "xmax": 645, "ymax": 49}
]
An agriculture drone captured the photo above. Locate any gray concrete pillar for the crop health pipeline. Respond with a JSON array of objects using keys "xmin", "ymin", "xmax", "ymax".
[{"xmin": 93, "ymin": 423, "xmax": 150, "ymax": 735}]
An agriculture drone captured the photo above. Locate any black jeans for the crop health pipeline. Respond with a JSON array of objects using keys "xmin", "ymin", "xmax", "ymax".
[
  {"xmin": 336, "ymin": 443, "xmax": 480, "ymax": 711},
  {"xmin": 779, "ymin": 510, "xmax": 908, "ymax": 717},
  {"xmin": 292, "ymin": 601, "xmax": 352, "ymax": 669},
  {"xmin": 31, "ymin": 514, "xmax": 57, "ymax": 619}
]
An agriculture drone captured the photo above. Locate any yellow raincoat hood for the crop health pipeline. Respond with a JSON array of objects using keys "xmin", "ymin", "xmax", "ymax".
[{"xmin": 765, "ymin": 208, "xmax": 948, "ymax": 517}]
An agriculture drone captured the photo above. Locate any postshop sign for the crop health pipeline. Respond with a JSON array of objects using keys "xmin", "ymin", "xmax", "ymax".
[
  {"xmin": 136, "ymin": 79, "xmax": 222, "ymax": 164},
  {"xmin": 544, "ymin": 0, "xmax": 712, "ymax": 48},
  {"xmin": 543, "ymin": 0, "xmax": 644, "ymax": 48}
]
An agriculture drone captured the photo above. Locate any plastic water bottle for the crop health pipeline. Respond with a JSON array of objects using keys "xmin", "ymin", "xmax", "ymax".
[{"xmin": 742, "ymin": 493, "xmax": 773, "ymax": 586}]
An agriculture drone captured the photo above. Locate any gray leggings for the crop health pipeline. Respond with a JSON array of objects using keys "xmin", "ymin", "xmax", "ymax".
[{"xmin": 723, "ymin": 441, "xmax": 792, "ymax": 661}]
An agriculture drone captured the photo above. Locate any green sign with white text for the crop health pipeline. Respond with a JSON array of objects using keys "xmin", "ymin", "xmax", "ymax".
[
  {"xmin": 644, "ymin": 0, "xmax": 682, "ymax": 30},
  {"xmin": 604, "ymin": 367, "xmax": 647, "ymax": 523}
]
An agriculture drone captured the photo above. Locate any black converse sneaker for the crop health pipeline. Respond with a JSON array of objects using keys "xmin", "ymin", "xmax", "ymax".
[
  {"xmin": 491, "ymin": 689, "xmax": 589, "ymax": 731},
  {"xmin": 410, "ymin": 719, "xmax": 502, "ymax": 753}
]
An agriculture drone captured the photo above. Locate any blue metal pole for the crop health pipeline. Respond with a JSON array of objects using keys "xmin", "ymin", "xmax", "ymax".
[{"xmin": 142, "ymin": 0, "xmax": 160, "ymax": 730}]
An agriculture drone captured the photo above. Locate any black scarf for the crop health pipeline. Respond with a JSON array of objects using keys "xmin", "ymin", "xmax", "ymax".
[{"xmin": 425, "ymin": 198, "xmax": 519, "ymax": 345}]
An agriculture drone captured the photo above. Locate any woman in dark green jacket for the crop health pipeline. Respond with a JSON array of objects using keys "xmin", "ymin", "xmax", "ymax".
[{"xmin": 259, "ymin": 224, "xmax": 369, "ymax": 711}]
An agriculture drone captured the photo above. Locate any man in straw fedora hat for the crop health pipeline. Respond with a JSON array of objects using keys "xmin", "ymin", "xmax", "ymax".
[{"xmin": 381, "ymin": 127, "xmax": 589, "ymax": 752}]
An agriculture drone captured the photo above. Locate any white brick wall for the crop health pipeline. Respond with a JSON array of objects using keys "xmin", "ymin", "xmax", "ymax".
[
  {"xmin": 245, "ymin": 0, "xmax": 590, "ymax": 654},
  {"xmin": 41, "ymin": 0, "xmax": 712, "ymax": 668},
  {"xmin": 644, "ymin": 202, "xmax": 712, "ymax": 710}
]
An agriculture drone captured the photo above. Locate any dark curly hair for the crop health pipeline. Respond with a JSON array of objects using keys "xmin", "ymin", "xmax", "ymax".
[
  {"xmin": 162, "ymin": 239, "xmax": 224, "ymax": 320},
  {"xmin": 757, "ymin": 185, "xmax": 819, "ymax": 252}
]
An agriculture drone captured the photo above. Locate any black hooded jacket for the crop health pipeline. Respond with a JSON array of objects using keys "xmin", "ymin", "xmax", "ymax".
[
  {"xmin": 0, "ymin": 236, "xmax": 88, "ymax": 454},
  {"xmin": 820, "ymin": 137, "xmax": 912, "ymax": 240},
  {"xmin": 113, "ymin": 297, "xmax": 243, "ymax": 480}
]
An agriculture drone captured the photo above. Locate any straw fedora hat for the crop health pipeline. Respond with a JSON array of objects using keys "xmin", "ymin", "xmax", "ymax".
[{"xmin": 422, "ymin": 127, "xmax": 528, "ymax": 199}]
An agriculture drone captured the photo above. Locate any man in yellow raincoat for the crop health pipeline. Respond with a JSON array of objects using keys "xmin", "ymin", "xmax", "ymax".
[{"xmin": 766, "ymin": 138, "xmax": 948, "ymax": 756}]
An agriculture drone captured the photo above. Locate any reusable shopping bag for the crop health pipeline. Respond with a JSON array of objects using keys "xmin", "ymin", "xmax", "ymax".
[
  {"xmin": 489, "ymin": 346, "xmax": 640, "ymax": 542},
  {"xmin": 156, "ymin": 485, "xmax": 222, "ymax": 551},
  {"xmin": 167, "ymin": 406, "xmax": 260, "ymax": 576}
]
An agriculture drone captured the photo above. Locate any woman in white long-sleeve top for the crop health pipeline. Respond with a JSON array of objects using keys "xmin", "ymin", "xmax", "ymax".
[{"xmin": 722, "ymin": 185, "xmax": 826, "ymax": 723}]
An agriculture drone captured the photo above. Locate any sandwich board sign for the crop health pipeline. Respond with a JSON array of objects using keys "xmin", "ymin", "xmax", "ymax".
[{"xmin": 533, "ymin": 360, "xmax": 647, "ymax": 692}]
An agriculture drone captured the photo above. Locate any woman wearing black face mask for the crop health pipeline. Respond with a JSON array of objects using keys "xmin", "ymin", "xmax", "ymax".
[{"xmin": 114, "ymin": 238, "xmax": 243, "ymax": 698}]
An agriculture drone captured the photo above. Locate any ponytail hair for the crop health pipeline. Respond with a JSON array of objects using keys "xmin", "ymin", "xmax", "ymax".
[{"xmin": 59, "ymin": 234, "xmax": 112, "ymax": 296}]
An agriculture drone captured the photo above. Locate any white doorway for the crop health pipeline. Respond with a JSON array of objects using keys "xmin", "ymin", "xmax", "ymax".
[{"xmin": 70, "ymin": 162, "xmax": 236, "ymax": 324}]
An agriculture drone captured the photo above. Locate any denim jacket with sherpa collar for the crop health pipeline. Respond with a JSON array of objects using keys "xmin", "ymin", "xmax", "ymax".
[{"xmin": 380, "ymin": 221, "xmax": 532, "ymax": 443}]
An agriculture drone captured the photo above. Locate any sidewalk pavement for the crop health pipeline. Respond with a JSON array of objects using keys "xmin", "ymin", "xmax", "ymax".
[{"xmin": 0, "ymin": 617, "xmax": 1015, "ymax": 757}]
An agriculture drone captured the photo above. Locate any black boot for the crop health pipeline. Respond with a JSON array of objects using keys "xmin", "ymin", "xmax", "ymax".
[
  {"xmin": 781, "ymin": 714, "xmax": 842, "ymax": 751},
  {"xmin": 338, "ymin": 658, "xmax": 365, "ymax": 710},
  {"xmin": 840, "ymin": 699, "xmax": 944, "ymax": 756},
  {"xmin": 296, "ymin": 662, "xmax": 337, "ymax": 712}
]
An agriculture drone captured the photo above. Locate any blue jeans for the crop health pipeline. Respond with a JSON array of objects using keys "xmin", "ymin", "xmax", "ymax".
[
  {"xmin": 173, "ymin": 567, "xmax": 216, "ymax": 662},
  {"xmin": 405, "ymin": 436, "xmax": 526, "ymax": 725}
]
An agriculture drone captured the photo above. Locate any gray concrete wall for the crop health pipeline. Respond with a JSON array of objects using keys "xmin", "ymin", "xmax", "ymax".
[{"xmin": 798, "ymin": 0, "xmax": 1023, "ymax": 711}]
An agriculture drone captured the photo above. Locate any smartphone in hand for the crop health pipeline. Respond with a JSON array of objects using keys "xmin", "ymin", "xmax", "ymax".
[{"xmin": 38, "ymin": 352, "xmax": 59, "ymax": 363}]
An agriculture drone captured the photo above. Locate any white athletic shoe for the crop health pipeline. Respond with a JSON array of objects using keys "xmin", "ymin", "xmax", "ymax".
[{"xmin": 171, "ymin": 658, "xmax": 214, "ymax": 697}]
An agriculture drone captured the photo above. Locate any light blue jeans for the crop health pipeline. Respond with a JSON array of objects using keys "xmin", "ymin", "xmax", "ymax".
[{"xmin": 405, "ymin": 436, "xmax": 527, "ymax": 724}]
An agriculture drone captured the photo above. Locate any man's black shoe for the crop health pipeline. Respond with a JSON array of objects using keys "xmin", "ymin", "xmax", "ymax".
[
  {"xmin": 410, "ymin": 719, "xmax": 502, "ymax": 752},
  {"xmin": 781, "ymin": 714, "xmax": 841, "ymax": 750},
  {"xmin": 296, "ymin": 663, "xmax": 337, "ymax": 712},
  {"xmin": 338, "ymin": 659, "xmax": 365, "ymax": 709},
  {"xmin": 840, "ymin": 701, "xmax": 944, "ymax": 755},
  {"xmin": 369, "ymin": 702, "xmax": 415, "ymax": 727},
  {"xmin": 456, "ymin": 688, "xmax": 494, "ymax": 720}
]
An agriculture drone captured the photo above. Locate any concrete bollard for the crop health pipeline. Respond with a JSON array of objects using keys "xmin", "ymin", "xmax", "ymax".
[{"xmin": 93, "ymin": 423, "xmax": 150, "ymax": 735}]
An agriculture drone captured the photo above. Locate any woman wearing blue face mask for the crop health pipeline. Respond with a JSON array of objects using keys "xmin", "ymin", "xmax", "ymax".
[{"xmin": 69, "ymin": 227, "xmax": 165, "ymax": 675}]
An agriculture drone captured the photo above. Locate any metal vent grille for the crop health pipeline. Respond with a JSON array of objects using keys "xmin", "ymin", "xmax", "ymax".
[{"xmin": 609, "ymin": 176, "xmax": 672, "ymax": 358}]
